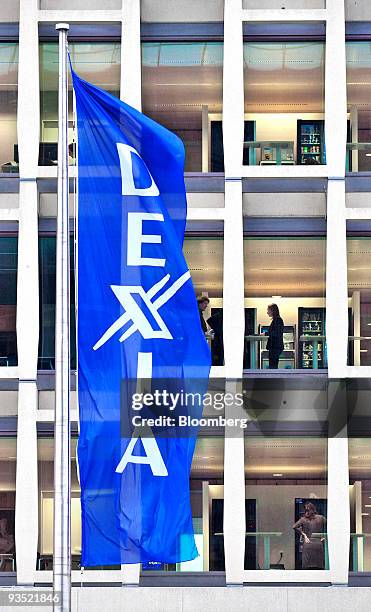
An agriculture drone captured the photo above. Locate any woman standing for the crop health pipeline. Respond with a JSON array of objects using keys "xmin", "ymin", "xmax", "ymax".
[
  {"xmin": 265, "ymin": 303, "xmax": 284, "ymax": 369},
  {"xmin": 293, "ymin": 502, "xmax": 327, "ymax": 569}
]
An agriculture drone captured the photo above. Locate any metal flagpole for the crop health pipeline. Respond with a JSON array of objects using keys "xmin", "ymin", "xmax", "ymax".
[{"xmin": 53, "ymin": 22, "xmax": 71, "ymax": 612}]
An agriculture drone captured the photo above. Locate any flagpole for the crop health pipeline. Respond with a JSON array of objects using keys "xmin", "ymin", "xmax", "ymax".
[{"xmin": 54, "ymin": 22, "xmax": 71, "ymax": 612}]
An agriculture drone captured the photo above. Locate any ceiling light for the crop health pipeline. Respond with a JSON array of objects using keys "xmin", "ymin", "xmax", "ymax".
[
  {"xmin": 271, "ymin": 295, "xmax": 282, "ymax": 299},
  {"xmin": 366, "ymin": 153, "xmax": 371, "ymax": 157},
  {"xmin": 362, "ymin": 513, "xmax": 370, "ymax": 516},
  {"xmin": 360, "ymin": 349, "xmax": 368, "ymax": 353},
  {"xmin": 273, "ymin": 473, "xmax": 283, "ymax": 477},
  {"xmin": 365, "ymin": 504, "xmax": 371, "ymax": 508}
]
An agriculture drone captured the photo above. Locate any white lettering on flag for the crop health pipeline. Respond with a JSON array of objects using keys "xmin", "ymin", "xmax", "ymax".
[
  {"xmin": 115, "ymin": 426, "xmax": 168, "ymax": 476},
  {"xmin": 117, "ymin": 143, "xmax": 160, "ymax": 197}
]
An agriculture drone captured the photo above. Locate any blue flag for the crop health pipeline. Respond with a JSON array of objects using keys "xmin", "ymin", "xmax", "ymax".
[{"xmin": 72, "ymin": 70, "xmax": 211, "ymax": 566}]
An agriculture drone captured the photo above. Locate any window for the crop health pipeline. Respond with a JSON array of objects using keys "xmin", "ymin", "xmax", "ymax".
[
  {"xmin": 0, "ymin": 237, "xmax": 17, "ymax": 367},
  {"xmin": 244, "ymin": 436, "xmax": 328, "ymax": 571},
  {"xmin": 243, "ymin": 237, "xmax": 326, "ymax": 370},
  {"xmin": 243, "ymin": 42, "xmax": 325, "ymax": 166},
  {"xmin": 37, "ymin": 437, "xmax": 81, "ymax": 570},
  {"xmin": 183, "ymin": 235, "xmax": 224, "ymax": 366},
  {"xmin": 0, "ymin": 436, "xmax": 16, "ymax": 572},
  {"xmin": 349, "ymin": 438, "xmax": 371, "ymax": 571},
  {"xmin": 39, "ymin": 42, "xmax": 120, "ymax": 165},
  {"xmin": 0, "ymin": 43, "xmax": 18, "ymax": 174},
  {"xmin": 38, "ymin": 236, "xmax": 75, "ymax": 370},
  {"xmin": 142, "ymin": 42, "xmax": 223, "ymax": 172},
  {"xmin": 347, "ymin": 236, "xmax": 371, "ymax": 366},
  {"xmin": 346, "ymin": 42, "xmax": 371, "ymax": 172}
]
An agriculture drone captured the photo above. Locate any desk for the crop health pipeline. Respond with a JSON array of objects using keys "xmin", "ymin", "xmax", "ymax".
[
  {"xmin": 350, "ymin": 533, "xmax": 371, "ymax": 571},
  {"xmin": 299, "ymin": 335, "xmax": 326, "ymax": 369},
  {"xmin": 0, "ymin": 553, "xmax": 15, "ymax": 571},
  {"xmin": 243, "ymin": 140, "xmax": 294, "ymax": 166},
  {"xmin": 215, "ymin": 531, "xmax": 282, "ymax": 569},
  {"xmin": 244, "ymin": 335, "xmax": 267, "ymax": 369}
]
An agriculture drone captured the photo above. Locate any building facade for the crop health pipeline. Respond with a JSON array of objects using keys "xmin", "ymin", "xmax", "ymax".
[{"xmin": 1, "ymin": 0, "xmax": 371, "ymax": 610}]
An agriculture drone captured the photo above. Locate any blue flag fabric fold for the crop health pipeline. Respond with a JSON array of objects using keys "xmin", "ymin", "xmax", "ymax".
[{"xmin": 72, "ymin": 70, "xmax": 211, "ymax": 566}]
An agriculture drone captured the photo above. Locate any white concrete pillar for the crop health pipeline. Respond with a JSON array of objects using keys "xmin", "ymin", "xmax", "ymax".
[
  {"xmin": 15, "ymin": 382, "xmax": 38, "ymax": 584},
  {"xmin": 16, "ymin": 181, "xmax": 39, "ymax": 380},
  {"xmin": 17, "ymin": 0, "xmax": 39, "ymax": 379},
  {"xmin": 223, "ymin": 0, "xmax": 244, "ymax": 177},
  {"xmin": 222, "ymin": 0, "xmax": 246, "ymax": 584},
  {"xmin": 327, "ymin": 380, "xmax": 350, "ymax": 584},
  {"xmin": 223, "ymin": 179, "xmax": 245, "ymax": 585},
  {"xmin": 121, "ymin": 0, "xmax": 141, "ymax": 110},
  {"xmin": 14, "ymin": 0, "xmax": 40, "ymax": 586},
  {"xmin": 325, "ymin": 0, "xmax": 347, "ymax": 179},
  {"xmin": 17, "ymin": 0, "xmax": 40, "ymax": 177},
  {"xmin": 326, "ymin": 181, "xmax": 348, "ymax": 377}
]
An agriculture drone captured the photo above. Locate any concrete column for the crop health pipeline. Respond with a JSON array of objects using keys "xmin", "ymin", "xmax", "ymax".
[
  {"xmin": 327, "ymin": 380, "xmax": 350, "ymax": 584},
  {"xmin": 17, "ymin": 0, "xmax": 40, "ymax": 177},
  {"xmin": 223, "ymin": 179, "xmax": 245, "ymax": 585},
  {"xmin": 14, "ymin": 0, "xmax": 40, "ymax": 585},
  {"xmin": 15, "ymin": 382, "xmax": 38, "ymax": 584},
  {"xmin": 326, "ymin": 181, "xmax": 348, "ymax": 377},
  {"xmin": 222, "ymin": 0, "xmax": 246, "ymax": 584},
  {"xmin": 121, "ymin": 0, "xmax": 141, "ymax": 110},
  {"xmin": 223, "ymin": 0, "xmax": 244, "ymax": 176},
  {"xmin": 16, "ymin": 181, "xmax": 39, "ymax": 380},
  {"xmin": 325, "ymin": 0, "xmax": 347, "ymax": 179}
]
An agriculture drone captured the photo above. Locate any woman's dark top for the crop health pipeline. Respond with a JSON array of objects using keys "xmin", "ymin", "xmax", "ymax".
[
  {"xmin": 199, "ymin": 307, "xmax": 207, "ymax": 333},
  {"xmin": 266, "ymin": 316, "xmax": 284, "ymax": 355}
]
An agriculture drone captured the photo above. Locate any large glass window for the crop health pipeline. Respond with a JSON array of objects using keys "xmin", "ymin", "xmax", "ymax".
[
  {"xmin": 39, "ymin": 42, "xmax": 120, "ymax": 165},
  {"xmin": 244, "ymin": 436, "xmax": 328, "ymax": 571},
  {"xmin": 243, "ymin": 41, "xmax": 325, "ymax": 166},
  {"xmin": 183, "ymin": 235, "xmax": 224, "ymax": 366},
  {"xmin": 0, "ymin": 43, "xmax": 18, "ymax": 174},
  {"xmin": 0, "ymin": 435, "xmax": 16, "ymax": 571},
  {"xmin": 0, "ymin": 237, "xmax": 17, "ymax": 367},
  {"xmin": 349, "ymin": 438, "xmax": 371, "ymax": 571},
  {"xmin": 346, "ymin": 42, "xmax": 371, "ymax": 172},
  {"xmin": 37, "ymin": 437, "xmax": 81, "ymax": 570},
  {"xmin": 347, "ymin": 236, "xmax": 371, "ymax": 366},
  {"xmin": 243, "ymin": 236, "xmax": 326, "ymax": 370},
  {"xmin": 38, "ymin": 236, "xmax": 75, "ymax": 369},
  {"xmin": 141, "ymin": 42, "xmax": 223, "ymax": 172}
]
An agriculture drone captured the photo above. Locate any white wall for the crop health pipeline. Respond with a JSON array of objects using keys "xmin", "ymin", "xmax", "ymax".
[
  {"xmin": 243, "ymin": 193, "xmax": 326, "ymax": 217},
  {"xmin": 141, "ymin": 0, "xmax": 224, "ymax": 22},
  {"xmin": 346, "ymin": 0, "xmax": 371, "ymax": 21},
  {"xmin": 246, "ymin": 114, "xmax": 325, "ymax": 163},
  {"xmin": 243, "ymin": 0, "xmax": 325, "ymax": 7}
]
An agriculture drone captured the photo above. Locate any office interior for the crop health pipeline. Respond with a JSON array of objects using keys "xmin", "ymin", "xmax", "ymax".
[
  {"xmin": 0, "ymin": 432, "xmax": 370, "ymax": 573},
  {"xmin": 1, "ymin": 40, "xmax": 371, "ymax": 171},
  {"xmin": 184, "ymin": 235, "xmax": 371, "ymax": 369}
]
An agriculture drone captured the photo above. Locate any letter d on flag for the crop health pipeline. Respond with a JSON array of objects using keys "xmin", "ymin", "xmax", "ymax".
[{"xmin": 72, "ymin": 70, "xmax": 211, "ymax": 565}]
